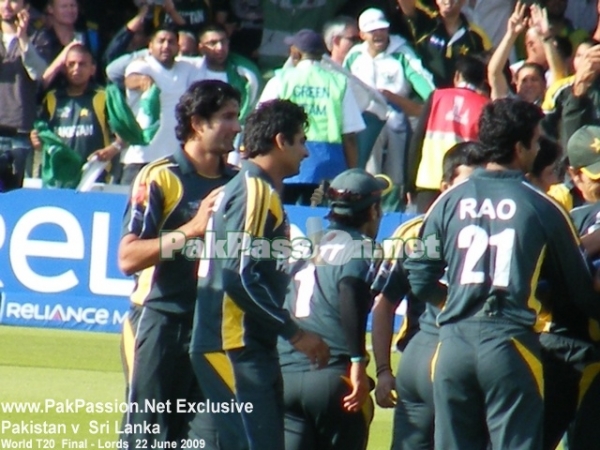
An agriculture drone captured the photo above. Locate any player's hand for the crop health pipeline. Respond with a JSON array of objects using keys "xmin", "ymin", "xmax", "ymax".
[
  {"xmin": 375, "ymin": 369, "xmax": 397, "ymax": 408},
  {"xmin": 183, "ymin": 187, "xmax": 224, "ymax": 238},
  {"xmin": 343, "ymin": 362, "xmax": 371, "ymax": 412},
  {"xmin": 30, "ymin": 129, "xmax": 41, "ymax": 150},
  {"xmin": 290, "ymin": 330, "xmax": 330, "ymax": 369}
]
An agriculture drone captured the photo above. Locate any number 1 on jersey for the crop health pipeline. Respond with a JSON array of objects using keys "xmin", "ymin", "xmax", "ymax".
[
  {"xmin": 458, "ymin": 225, "xmax": 515, "ymax": 287},
  {"xmin": 294, "ymin": 264, "xmax": 316, "ymax": 318}
]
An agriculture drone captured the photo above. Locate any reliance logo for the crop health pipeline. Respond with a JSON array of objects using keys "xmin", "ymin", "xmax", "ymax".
[{"xmin": 4, "ymin": 302, "xmax": 127, "ymax": 325}]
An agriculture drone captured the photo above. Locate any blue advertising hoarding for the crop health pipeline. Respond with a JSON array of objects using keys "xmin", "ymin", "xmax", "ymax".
[{"xmin": 0, "ymin": 188, "xmax": 412, "ymax": 333}]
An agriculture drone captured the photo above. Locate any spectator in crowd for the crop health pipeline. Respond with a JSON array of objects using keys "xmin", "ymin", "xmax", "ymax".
[
  {"xmin": 194, "ymin": 23, "xmax": 261, "ymax": 122},
  {"xmin": 396, "ymin": 0, "xmax": 492, "ymax": 88},
  {"xmin": 560, "ymin": 41, "xmax": 600, "ymax": 147},
  {"xmin": 406, "ymin": 54, "xmax": 489, "ymax": 213},
  {"xmin": 227, "ymin": 0, "xmax": 263, "ymax": 61},
  {"xmin": 120, "ymin": 24, "xmax": 205, "ymax": 185},
  {"xmin": 178, "ymin": 30, "xmax": 198, "ymax": 56},
  {"xmin": 543, "ymin": 0, "xmax": 589, "ymax": 52},
  {"xmin": 322, "ymin": 15, "xmax": 361, "ymax": 66},
  {"xmin": 258, "ymin": 0, "xmax": 349, "ymax": 72},
  {"xmin": 345, "ymin": 8, "xmax": 435, "ymax": 210},
  {"xmin": 543, "ymin": 39, "xmax": 598, "ymax": 141},
  {"xmin": 153, "ymin": 0, "xmax": 225, "ymax": 35},
  {"xmin": 509, "ymin": 3, "xmax": 568, "ymax": 88},
  {"xmin": 489, "ymin": 2, "xmax": 565, "ymax": 105},
  {"xmin": 0, "ymin": 0, "xmax": 47, "ymax": 188},
  {"xmin": 259, "ymin": 29, "xmax": 364, "ymax": 205},
  {"xmin": 565, "ymin": 0, "xmax": 598, "ymax": 34},
  {"xmin": 31, "ymin": 44, "xmax": 122, "ymax": 183},
  {"xmin": 464, "ymin": 0, "xmax": 514, "ymax": 52},
  {"xmin": 101, "ymin": 2, "xmax": 152, "ymax": 67},
  {"xmin": 525, "ymin": 135, "xmax": 561, "ymax": 193},
  {"xmin": 118, "ymin": 79, "xmax": 238, "ymax": 450},
  {"xmin": 32, "ymin": 0, "xmax": 99, "ymax": 90}
]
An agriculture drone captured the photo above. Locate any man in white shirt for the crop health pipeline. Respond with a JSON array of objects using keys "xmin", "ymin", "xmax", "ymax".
[
  {"xmin": 344, "ymin": 8, "xmax": 435, "ymax": 209},
  {"xmin": 121, "ymin": 25, "xmax": 205, "ymax": 185}
]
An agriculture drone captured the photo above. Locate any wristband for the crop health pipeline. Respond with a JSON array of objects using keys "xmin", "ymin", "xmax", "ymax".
[{"xmin": 350, "ymin": 356, "xmax": 366, "ymax": 363}]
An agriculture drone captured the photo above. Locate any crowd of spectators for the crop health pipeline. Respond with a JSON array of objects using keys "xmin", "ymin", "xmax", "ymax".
[{"xmin": 1, "ymin": 0, "xmax": 600, "ymax": 212}]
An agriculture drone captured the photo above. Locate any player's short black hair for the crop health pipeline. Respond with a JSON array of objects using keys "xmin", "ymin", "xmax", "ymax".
[
  {"xmin": 242, "ymin": 100, "xmax": 308, "ymax": 158},
  {"xmin": 198, "ymin": 22, "xmax": 228, "ymax": 40},
  {"xmin": 442, "ymin": 141, "xmax": 486, "ymax": 184},
  {"xmin": 530, "ymin": 135, "xmax": 561, "ymax": 177},
  {"xmin": 454, "ymin": 54, "xmax": 487, "ymax": 88},
  {"xmin": 175, "ymin": 80, "xmax": 241, "ymax": 144},
  {"xmin": 478, "ymin": 98, "xmax": 545, "ymax": 165}
]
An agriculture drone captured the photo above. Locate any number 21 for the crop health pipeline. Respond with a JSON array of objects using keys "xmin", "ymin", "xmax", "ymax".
[{"xmin": 458, "ymin": 225, "xmax": 515, "ymax": 287}]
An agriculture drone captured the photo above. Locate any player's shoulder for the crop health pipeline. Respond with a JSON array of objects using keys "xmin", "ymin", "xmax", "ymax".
[
  {"xmin": 520, "ymin": 181, "xmax": 577, "ymax": 226},
  {"xmin": 390, "ymin": 215, "xmax": 425, "ymax": 240}
]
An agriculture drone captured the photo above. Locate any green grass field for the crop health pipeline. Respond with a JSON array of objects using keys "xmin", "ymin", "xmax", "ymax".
[{"xmin": 0, "ymin": 326, "xmax": 398, "ymax": 449}]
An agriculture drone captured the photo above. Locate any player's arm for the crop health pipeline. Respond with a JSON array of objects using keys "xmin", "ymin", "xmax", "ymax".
[
  {"xmin": 339, "ymin": 276, "xmax": 372, "ymax": 412},
  {"xmin": 372, "ymin": 293, "xmax": 398, "ymax": 408},
  {"xmin": 222, "ymin": 181, "xmax": 328, "ymax": 365},
  {"xmin": 404, "ymin": 208, "xmax": 447, "ymax": 306},
  {"xmin": 547, "ymin": 207, "xmax": 600, "ymax": 321}
]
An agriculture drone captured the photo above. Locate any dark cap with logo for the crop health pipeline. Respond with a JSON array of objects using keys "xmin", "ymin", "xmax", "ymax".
[
  {"xmin": 284, "ymin": 29, "xmax": 327, "ymax": 55},
  {"xmin": 328, "ymin": 169, "xmax": 392, "ymax": 215},
  {"xmin": 568, "ymin": 125, "xmax": 600, "ymax": 180}
]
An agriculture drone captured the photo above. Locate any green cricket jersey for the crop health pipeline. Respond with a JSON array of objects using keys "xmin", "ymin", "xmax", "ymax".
[
  {"xmin": 122, "ymin": 149, "xmax": 237, "ymax": 314},
  {"xmin": 278, "ymin": 223, "xmax": 376, "ymax": 371},
  {"xmin": 405, "ymin": 168, "xmax": 600, "ymax": 330},
  {"xmin": 192, "ymin": 160, "xmax": 300, "ymax": 353}
]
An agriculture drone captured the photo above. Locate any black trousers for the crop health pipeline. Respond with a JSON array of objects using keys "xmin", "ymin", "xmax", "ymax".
[
  {"xmin": 433, "ymin": 318, "xmax": 543, "ymax": 450},
  {"xmin": 392, "ymin": 331, "xmax": 438, "ymax": 450},
  {"xmin": 192, "ymin": 346, "xmax": 286, "ymax": 450},
  {"xmin": 120, "ymin": 305, "xmax": 218, "ymax": 449},
  {"xmin": 283, "ymin": 367, "xmax": 373, "ymax": 450}
]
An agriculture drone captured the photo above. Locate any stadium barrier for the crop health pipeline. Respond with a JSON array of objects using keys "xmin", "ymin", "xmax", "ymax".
[{"xmin": 0, "ymin": 188, "xmax": 414, "ymax": 333}]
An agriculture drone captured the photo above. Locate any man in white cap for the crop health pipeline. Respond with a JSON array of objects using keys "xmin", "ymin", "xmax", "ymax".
[{"xmin": 344, "ymin": 8, "xmax": 435, "ymax": 210}]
